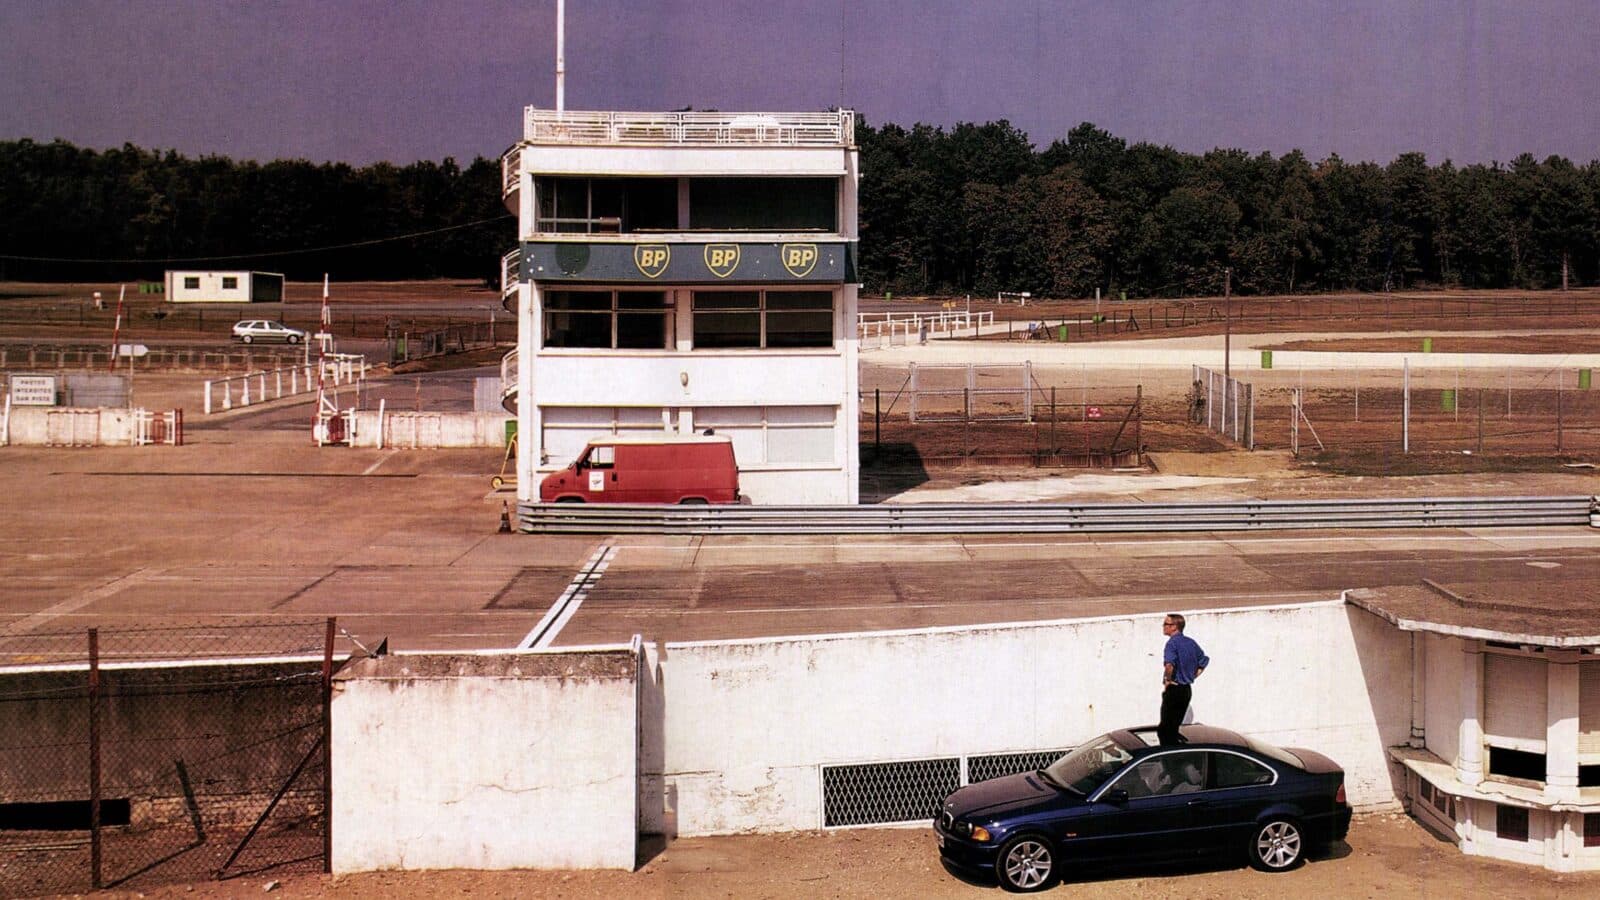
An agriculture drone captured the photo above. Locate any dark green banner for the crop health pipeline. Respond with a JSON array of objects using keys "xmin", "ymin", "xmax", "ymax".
[{"xmin": 522, "ymin": 240, "xmax": 856, "ymax": 284}]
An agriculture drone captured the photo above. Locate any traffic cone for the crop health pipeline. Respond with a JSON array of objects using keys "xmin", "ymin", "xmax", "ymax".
[{"xmin": 498, "ymin": 500, "xmax": 513, "ymax": 534}]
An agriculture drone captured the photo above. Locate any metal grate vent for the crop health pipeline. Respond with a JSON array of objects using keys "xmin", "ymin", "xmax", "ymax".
[
  {"xmin": 822, "ymin": 758, "xmax": 959, "ymax": 827},
  {"xmin": 968, "ymin": 749, "xmax": 1069, "ymax": 784}
]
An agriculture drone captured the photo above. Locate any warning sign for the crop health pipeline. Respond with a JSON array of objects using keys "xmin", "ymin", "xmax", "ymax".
[
  {"xmin": 1086, "ymin": 406, "xmax": 1103, "ymax": 419},
  {"xmin": 9, "ymin": 375, "xmax": 57, "ymax": 406}
]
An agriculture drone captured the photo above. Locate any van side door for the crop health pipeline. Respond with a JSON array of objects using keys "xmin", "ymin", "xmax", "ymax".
[{"xmin": 583, "ymin": 444, "xmax": 618, "ymax": 499}]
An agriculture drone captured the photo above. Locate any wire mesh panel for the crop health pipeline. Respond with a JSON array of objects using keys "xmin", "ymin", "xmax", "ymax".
[
  {"xmin": 0, "ymin": 621, "xmax": 334, "ymax": 897},
  {"xmin": 822, "ymin": 758, "xmax": 959, "ymax": 827},
  {"xmin": 967, "ymin": 750, "xmax": 1069, "ymax": 785}
]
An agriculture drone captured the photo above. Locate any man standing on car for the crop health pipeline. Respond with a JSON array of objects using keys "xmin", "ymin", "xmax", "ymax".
[{"xmin": 1159, "ymin": 613, "xmax": 1209, "ymax": 745}]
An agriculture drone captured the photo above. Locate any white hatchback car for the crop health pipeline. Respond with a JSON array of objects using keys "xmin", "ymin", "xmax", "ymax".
[{"xmin": 231, "ymin": 320, "xmax": 307, "ymax": 344}]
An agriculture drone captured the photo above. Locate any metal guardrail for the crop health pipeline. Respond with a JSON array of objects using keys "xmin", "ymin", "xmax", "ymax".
[
  {"xmin": 518, "ymin": 496, "xmax": 1597, "ymax": 535},
  {"xmin": 522, "ymin": 108, "xmax": 856, "ymax": 147}
]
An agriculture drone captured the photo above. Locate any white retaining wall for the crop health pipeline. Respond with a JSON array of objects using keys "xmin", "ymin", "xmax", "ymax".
[
  {"xmin": 331, "ymin": 649, "xmax": 638, "ymax": 872},
  {"xmin": 2, "ymin": 405, "xmax": 142, "ymax": 446},
  {"xmin": 347, "ymin": 411, "xmax": 512, "ymax": 448},
  {"xmin": 641, "ymin": 600, "xmax": 1410, "ymax": 836}
]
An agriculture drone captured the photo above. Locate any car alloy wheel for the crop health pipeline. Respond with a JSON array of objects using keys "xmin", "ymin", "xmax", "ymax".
[
  {"xmin": 1251, "ymin": 818, "xmax": 1304, "ymax": 871},
  {"xmin": 241, "ymin": 334, "xmax": 253, "ymax": 343},
  {"xmin": 288, "ymin": 334, "xmax": 299, "ymax": 344},
  {"xmin": 997, "ymin": 834, "xmax": 1055, "ymax": 892}
]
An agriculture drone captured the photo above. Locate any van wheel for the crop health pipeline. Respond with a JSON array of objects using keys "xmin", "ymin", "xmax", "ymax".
[{"xmin": 678, "ymin": 498, "xmax": 709, "ymax": 505}]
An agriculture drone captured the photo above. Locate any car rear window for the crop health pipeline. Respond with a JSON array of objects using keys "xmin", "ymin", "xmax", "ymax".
[{"xmin": 1243, "ymin": 736, "xmax": 1304, "ymax": 769}]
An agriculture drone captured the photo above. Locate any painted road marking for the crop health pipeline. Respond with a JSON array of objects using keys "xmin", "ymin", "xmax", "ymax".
[
  {"xmin": 0, "ymin": 569, "xmax": 157, "ymax": 637},
  {"xmin": 361, "ymin": 449, "xmax": 400, "ymax": 476},
  {"xmin": 517, "ymin": 545, "xmax": 617, "ymax": 650}
]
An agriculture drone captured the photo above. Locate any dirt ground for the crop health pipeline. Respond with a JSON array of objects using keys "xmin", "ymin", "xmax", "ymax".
[{"xmin": 57, "ymin": 813, "xmax": 1600, "ymax": 900}]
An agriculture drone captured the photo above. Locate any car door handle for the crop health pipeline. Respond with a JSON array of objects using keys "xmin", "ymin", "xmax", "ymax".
[{"xmin": 1185, "ymin": 799, "xmax": 1210, "ymax": 808}]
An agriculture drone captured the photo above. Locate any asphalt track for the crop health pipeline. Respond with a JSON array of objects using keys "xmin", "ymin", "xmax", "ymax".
[{"xmin": 4, "ymin": 417, "xmax": 1599, "ymax": 662}]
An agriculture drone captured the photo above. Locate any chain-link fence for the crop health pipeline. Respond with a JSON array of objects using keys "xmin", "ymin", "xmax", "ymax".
[
  {"xmin": 862, "ymin": 383, "xmax": 1144, "ymax": 468},
  {"xmin": 0, "ymin": 620, "xmax": 337, "ymax": 898},
  {"xmin": 1253, "ymin": 368, "xmax": 1600, "ymax": 457}
]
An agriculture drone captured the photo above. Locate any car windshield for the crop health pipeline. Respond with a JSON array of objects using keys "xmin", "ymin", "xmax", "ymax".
[
  {"xmin": 1041, "ymin": 735, "xmax": 1134, "ymax": 795},
  {"xmin": 1243, "ymin": 736, "xmax": 1304, "ymax": 769}
]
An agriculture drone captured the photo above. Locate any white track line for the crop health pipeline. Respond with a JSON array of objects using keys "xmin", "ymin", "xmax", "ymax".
[
  {"xmin": 0, "ymin": 569, "xmax": 156, "ymax": 637},
  {"xmin": 517, "ymin": 545, "xmax": 616, "ymax": 650}
]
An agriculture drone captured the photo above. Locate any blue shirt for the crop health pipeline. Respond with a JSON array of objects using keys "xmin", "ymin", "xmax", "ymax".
[{"xmin": 1164, "ymin": 634, "xmax": 1210, "ymax": 684}]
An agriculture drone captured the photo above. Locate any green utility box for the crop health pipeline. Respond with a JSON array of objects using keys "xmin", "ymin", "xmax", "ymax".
[
  {"xmin": 1119, "ymin": 290, "xmax": 1127, "ymax": 302},
  {"xmin": 1581, "ymin": 369, "xmax": 1592, "ymax": 390},
  {"xmin": 1261, "ymin": 350, "xmax": 1273, "ymax": 369},
  {"xmin": 1058, "ymin": 324, "xmax": 1067, "ymax": 342},
  {"xmin": 1441, "ymin": 389, "xmax": 1456, "ymax": 412},
  {"xmin": 504, "ymin": 419, "xmax": 518, "ymax": 447},
  {"xmin": 1422, "ymin": 337, "xmax": 1433, "ymax": 353}
]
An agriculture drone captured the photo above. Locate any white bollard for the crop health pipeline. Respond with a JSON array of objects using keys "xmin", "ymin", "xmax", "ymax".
[{"xmin": 204, "ymin": 380, "xmax": 213, "ymax": 415}]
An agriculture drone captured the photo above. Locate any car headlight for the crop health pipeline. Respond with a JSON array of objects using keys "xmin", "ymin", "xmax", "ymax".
[{"xmin": 954, "ymin": 820, "xmax": 993, "ymax": 842}]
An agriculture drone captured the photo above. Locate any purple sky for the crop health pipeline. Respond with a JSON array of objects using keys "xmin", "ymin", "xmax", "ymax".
[{"xmin": 2, "ymin": 0, "xmax": 1596, "ymax": 166}]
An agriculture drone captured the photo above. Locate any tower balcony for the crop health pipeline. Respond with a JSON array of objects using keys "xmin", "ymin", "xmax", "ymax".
[{"xmin": 521, "ymin": 108, "xmax": 855, "ymax": 148}]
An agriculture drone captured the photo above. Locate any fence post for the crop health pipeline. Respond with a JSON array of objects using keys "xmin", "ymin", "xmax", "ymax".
[
  {"xmin": 89, "ymin": 628, "xmax": 102, "ymax": 890},
  {"xmin": 1135, "ymin": 384, "xmax": 1143, "ymax": 465},
  {"xmin": 323, "ymin": 617, "xmax": 336, "ymax": 874},
  {"xmin": 874, "ymin": 388, "xmax": 881, "ymax": 453},
  {"xmin": 1478, "ymin": 388, "xmax": 1485, "ymax": 453},
  {"xmin": 1557, "ymin": 370, "xmax": 1564, "ymax": 453},
  {"xmin": 1403, "ymin": 358, "xmax": 1411, "ymax": 454},
  {"xmin": 1050, "ymin": 387, "xmax": 1057, "ymax": 460}
]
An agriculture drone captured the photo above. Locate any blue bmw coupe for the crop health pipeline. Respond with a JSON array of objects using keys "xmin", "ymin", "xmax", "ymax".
[{"xmin": 934, "ymin": 725, "xmax": 1352, "ymax": 892}]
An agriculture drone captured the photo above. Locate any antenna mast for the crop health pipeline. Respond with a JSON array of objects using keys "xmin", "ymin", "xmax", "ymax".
[{"xmin": 555, "ymin": 0, "xmax": 566, "ymax": 113}]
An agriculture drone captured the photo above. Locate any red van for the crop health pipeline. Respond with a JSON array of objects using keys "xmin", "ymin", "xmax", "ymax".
[{"xmin": 538, "ymin": 435, "xmax": 741, "ymax": 504}]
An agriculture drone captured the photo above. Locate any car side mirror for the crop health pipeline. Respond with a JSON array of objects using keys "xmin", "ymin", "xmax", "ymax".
[{"xmin": 1103, "ymin": 789, "xmax": 1129, "ymax": 806}]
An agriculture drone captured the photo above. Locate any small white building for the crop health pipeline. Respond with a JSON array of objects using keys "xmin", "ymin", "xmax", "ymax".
[
  {"xmin": 499, "ymin": 108, "xmax": 861, "ymax": 505},
  {"xmin": 165, "ymin": 271, "xmax": 285, "ymax": 303},
  {"xmin": 1350, "ymin": 586, "xmax": 1600, "ymax": 871}
]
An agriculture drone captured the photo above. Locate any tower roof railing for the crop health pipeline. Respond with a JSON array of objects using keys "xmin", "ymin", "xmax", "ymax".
[{"xmin": 522, "ymin": 108, "xmax": 856, "ymax": 148}]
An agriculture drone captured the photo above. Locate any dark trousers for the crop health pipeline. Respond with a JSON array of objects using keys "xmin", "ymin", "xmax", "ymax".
[{"xmin": 1158, "ymin": 683, "xmax": 1192, "ymax": 746}]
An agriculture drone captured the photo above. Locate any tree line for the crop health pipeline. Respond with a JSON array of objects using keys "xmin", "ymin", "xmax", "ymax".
[
  {"xmin": 857, "ymin": 120, "xmax": 1600, "ymax": 298},
  {"xmin": 0, "ymin": 140, "xmax": 512, "ymax": 284},
  {"xmin": 3, "ymin": 123, "xmax": 1598, "ymax": 298}
]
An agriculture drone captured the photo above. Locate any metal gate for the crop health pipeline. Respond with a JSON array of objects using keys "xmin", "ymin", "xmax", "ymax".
[{"xmin": 0, "ymin": 620, "xmax": 338, "ymax": 897}]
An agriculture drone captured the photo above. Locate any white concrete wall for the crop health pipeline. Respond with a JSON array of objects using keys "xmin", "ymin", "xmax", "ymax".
[
  {"xmin": 643, "ymin": 600, "xmax": 1411, "ymax": 836},
  {"xmin": 348, "ymin": 411, "xmax": 512, "ymax": 448},
  {"xmin": 519, "ymin": 145, "xmax": 847, "ymax": 188},
  {"xmin": 1424, "ymin": 632, "xmax": 1465, "ymax": 768},
  {"xmin": 3, "ymin": 406, "xmax": 142, "ymax": 446},
  {"xmin": 331, "ymin": 650, "xmax": 638, "ymax": 872},
  {"xmin": 533, "ymin": 351, "xmax": 847, "ymax": 407}
]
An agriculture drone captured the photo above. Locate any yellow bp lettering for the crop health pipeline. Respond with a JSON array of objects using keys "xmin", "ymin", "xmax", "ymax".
[{"xmin": 710, "ymin": 248, "xmax": 737, "ymax": 268}]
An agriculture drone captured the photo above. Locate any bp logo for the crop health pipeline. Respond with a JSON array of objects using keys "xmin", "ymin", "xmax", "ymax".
[
  {"xmin": 704, "ymin": 243, "xmax": 741, "ymax": 278},
  {"xmin": 781, "ymin": 243, "xmax": 819, "ymax": 278},
  {"xmin": 634, "ymin": 244, "xmax": 670, "ymax": 278}
]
